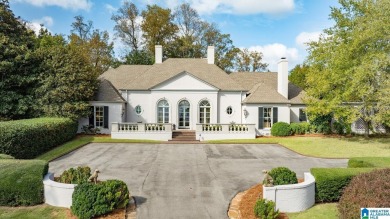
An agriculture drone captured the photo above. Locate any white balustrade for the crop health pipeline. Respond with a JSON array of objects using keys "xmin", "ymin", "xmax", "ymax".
[
  {"xmin": 111, "ymin": 123, "xmax": 173, "ymax": 140},
  {"xmin": 196, "ymin": 123, "xmax": 255, "ymax": 141}
]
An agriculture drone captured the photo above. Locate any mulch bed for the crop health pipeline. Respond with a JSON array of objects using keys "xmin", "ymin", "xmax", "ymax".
[{"xmin": 239, "ymin": 179, "xmax": 304, "ymax": 219}]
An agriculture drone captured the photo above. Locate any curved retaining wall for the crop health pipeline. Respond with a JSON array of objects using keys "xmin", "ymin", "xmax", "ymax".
[
  {"xmin": 263, "ymin": 172, "xmax": 315, "ymax": 213},
  {"xmin": 43, "ymin": 173, "xmax": 76, "ymax": 208}
]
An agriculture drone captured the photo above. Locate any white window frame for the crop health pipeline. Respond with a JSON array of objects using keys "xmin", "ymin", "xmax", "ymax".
[
  {"xmin": 263, "ymin": 107, "xmax": 272, "ymax": 128},
  {"xmin": 157, "ymin": 100, "xmax": 169, "ymax": 123},
  {"xmin": 199, "ymin": 100, "xmax": 211, "ymax": 124},
  {"xmin": 95, "ymin": 106, "xmax": 104, "ymax": 128},
  {"xmin": 135, "ymin": 105, "xmax": 142, "ymax": 115}
]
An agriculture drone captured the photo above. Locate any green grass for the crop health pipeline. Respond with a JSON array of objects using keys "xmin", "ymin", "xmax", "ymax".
[
  {"xmin": 36, "ymin": 135, "xmax": 161, "ymax": 162},
  {"xmin": 348, "ymin": 157, "xmax": 390, "ymax": 168},
  {"xmin": 287, "ymin": 203, "xmax": 338, "ymax": 219},
  {"xmin": 0, "ymin": 205, "xmax": 68, "ymax": 219},
  {"xmin": 209, "ymin": 136, "xmax": 390, "ymax": 158}
]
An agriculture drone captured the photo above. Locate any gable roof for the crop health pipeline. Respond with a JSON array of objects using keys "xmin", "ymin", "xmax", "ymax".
[
  {"xmin": 230, "ymin": 72, "xmax": 306, "ymax": 104},
  {"xmin": 100, "ymin": 58, "xmax": 244, "ymax": 91},
  {"xmin": 94, "ymin": 79, "xmax": 126, "ymax": 102}
]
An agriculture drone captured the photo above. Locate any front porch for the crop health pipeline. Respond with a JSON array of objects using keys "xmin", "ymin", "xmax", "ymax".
[{"xmin": 111, "ymin": 123, "xmax": 256, "ymax": 141}]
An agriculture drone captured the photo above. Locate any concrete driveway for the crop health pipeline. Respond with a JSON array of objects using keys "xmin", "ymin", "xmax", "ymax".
[{"xmin": 49, "ymin": 143, "xmax": 347, "ymax": 219}]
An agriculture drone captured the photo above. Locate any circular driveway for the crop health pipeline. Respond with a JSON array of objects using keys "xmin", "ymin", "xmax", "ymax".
[{"xmin": 49, "ymin": 143, "xmax": 347, "ymax": 219}]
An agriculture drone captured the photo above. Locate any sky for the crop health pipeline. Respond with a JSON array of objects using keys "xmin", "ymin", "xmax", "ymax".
[{"xmin": 9, "ymin": 0, "xmax": 340, "ymax": 71}]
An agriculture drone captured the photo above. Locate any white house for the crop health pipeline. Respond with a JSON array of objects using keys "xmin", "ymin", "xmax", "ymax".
[{"xmin": 79, "ymin": 45, "xmax": 308, "ymax": 141}]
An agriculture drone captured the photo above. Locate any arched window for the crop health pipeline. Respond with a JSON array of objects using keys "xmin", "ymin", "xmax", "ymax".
[
  {"xmin": 157, "ymin": 100, "xmax": 169, "ymax": 123},
  {"xmin": 199, "ymin": 100, "xmax": 211, "ymax": 124}
]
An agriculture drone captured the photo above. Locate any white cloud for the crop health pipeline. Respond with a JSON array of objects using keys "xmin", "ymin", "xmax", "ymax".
[
  {"xmin": 15, "ymin": 0, "xmax": 92, "ymax": 11},
  {"xmin": 105, "ymin": 4, "xmax": 117, "ymax": 14},
  {"xmin": 28, "ymin": 16, "xmax": 54, "ymax": 35},
  {"xmin": 190, "ymin": 0, "xmax": 295, "ymax": 15},
  {"xmin": 295, "ymin": 31, "xmax": 321, "ymax": 48},
  {"xmin": 248, "ymin": 43, "xmax": 300, "ymax": 71}
]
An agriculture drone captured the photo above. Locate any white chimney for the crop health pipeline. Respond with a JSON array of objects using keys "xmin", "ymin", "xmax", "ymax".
[
  {"xmin": 207, "ymin": 46, "xmax": 215, "ymax": 64},
  {"xmin": 155, "ymin": 45, "xmax": 162, "ymax": 64},
  {"xmin": 277, "ymin": 57, "xmax": 288, "ymax": 99}
]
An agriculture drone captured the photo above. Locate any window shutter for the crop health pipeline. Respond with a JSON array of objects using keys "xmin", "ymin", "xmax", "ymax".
[
  {"xmin": 89, "ymin": 106, "xmax": 95, "ymax": 127},
  {"xmin": 273, "ymin": 107, "xmax": 278, "ymax": 124},
  {"xmin": 258, "ymin": 107, "xmax": 264, "ymax": 129},
  {"xmin": 103, "ymin": 106, "xmax": 109, "ymax": 129}
]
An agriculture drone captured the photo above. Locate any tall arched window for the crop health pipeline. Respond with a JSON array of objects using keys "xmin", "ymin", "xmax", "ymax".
[
  {"xmin": 199, "ymin": 100, "xmax": 211, "ymax": 124},
  {"xmin": 157, "ymin": 100, "xmax": 169, "ymax": 123}
]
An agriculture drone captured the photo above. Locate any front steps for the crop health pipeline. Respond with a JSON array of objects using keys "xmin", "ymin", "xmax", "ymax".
[{"xmin": 169, "ymin": 130, "xmax": 199, "ymax": 142}]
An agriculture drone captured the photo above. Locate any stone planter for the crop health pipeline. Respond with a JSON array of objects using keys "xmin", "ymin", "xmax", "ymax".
[
  {"xmin": 43, "ymin": 172, "xmax": 76, "ymax": 208},
  {"xmin": 263, "ymin": 172, "xmax": 315, "ymax": 212}
]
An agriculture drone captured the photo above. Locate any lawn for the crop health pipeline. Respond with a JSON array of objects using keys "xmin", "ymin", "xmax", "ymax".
[
  {"xmin": 287, "ymin": 203, "xmax": 338, "ymax": 219},
  {"xmin": 209, "ymin": 136, "xmax": 390, "ymax": 158},
  {"xmin": 0, "ymin": 205, "xmax": 68, "ymax": 219}
]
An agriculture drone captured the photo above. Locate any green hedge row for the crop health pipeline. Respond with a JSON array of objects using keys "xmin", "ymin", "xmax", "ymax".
[
  {"xmin": 0, "ymin": 117, "xmax": 78, "ymax": 159},
  {"xmin": 311, "ymin": 168, "xmax": 373, "ymax": 202},
  {"xmin": 348, "ymin": 157, "xmax": 390, "ymax": 168},
  {"xmin": 0, "ymin": 159, "xmax": 48, "ymax": 206}
]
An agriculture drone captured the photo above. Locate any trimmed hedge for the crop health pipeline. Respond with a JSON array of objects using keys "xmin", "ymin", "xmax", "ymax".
[
  {"xmin": 290, "ymin": 122, "xmax": 310, "ymax": 135},
  {"xmin": 269, "ymin": 167, "xmax": 298, "ymax": 185},
  {"xmin": 254, "ymin": 199, "xmax": 279, "ymax": 219},
  {"xmin": 348, "ymin": 157, "xmax": 390, "ymax": 168},
  {"xmin": 271, "ymin": 122, "xmax": 291, "ymax": 136},
  {"xmin": 71, "ymin": 180, "xmax": 130, "ymax": 219},
  {"xmin": 0, "ymin": 154, "xmax": 14, "ymax": 159},
  {"xmin": 0, "ymin": 159, "xmax": 48, "ymax": 206},
  {"xmin": 0, "ymin": 117, "xmax": 78, "ymax": 159},
  {"xmin": 58, "ymin": 166, "xmax": 91, "ymax": 184},
  {"xmin": 310, "ymin": 168, "xmax": 373, "ymax": 202},
  {"xmin": 338, "ymin": 169, "xmax": 390, "ymax": 219}
]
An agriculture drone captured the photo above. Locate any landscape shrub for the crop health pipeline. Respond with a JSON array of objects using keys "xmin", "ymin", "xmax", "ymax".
[
  {"xmin": 271, "ymin": 122, "xmax": 291, "ymax": 136},
  {"xmin": 338, "ymin": 169, "xmax": 390, "ymax": 219},
  {"xmin": 0, "ymin": 154, "xmax": 14, "ymax": 159},
  {"xmin": 290, "ymin": 122, "xmax": 310, "ymax": 135},
  {"xmin": 254, "ymin": 199, "xmax": 279, "ymax": 219},
  {"xmin": 0, "ymin": 159, "xmax": 48, "ymax": 206},
  {"xmin": 309, "ymin": 114, "xmax": 332, "ymax": 134},
  {"xmin": 268, "ymin": 167, "xmax": 298, "ymax": 185},
  {"xmin": 71, "ymin": 180, "xmax": 130, "ymax": 219},
  {"xmin": 310, "ymin": 168, "xmax": 373, "ymax": 202},
  {"xmin": 0, "ymin": 117, "xmax": 78, "ymax": 159},
  {"xmin": 58, "ymin": 166, "xmax": 91, "ymax": 184},
  {"xmin": 348, "ymin": 157, "xmax": 390, "ymax": 168}
]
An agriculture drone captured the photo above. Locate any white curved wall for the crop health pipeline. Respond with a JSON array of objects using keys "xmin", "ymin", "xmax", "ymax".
[
  {"xmin": 43, "ymin": 173, "xmax": 75, "ymax": 208},
  {"xmin": 263, "ymin": 172, "xmax": 315, "ymax": 213}
]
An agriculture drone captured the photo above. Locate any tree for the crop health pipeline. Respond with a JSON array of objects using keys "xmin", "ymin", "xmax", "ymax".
[
  {"xmin": 0, "ymin": 0, "xmax": 38, "ymax": 120},
  {"xmin": 124, "ymin": 50, "xmax": 154, "ymax": 65},
  {"xmin": 289, "ymin": 64, "xmax": 309, "ymax": 89},
  {"xmin": 141, "ymin": 4, "xmax": 178, "ymax": 54},
  {"xmin": 234, "ymin": 48, "xmax": 268, "ymax": 72},
  {"xmin": 305, "ymin": 0, "xmax": 390, "ymax": 137},
  {"xmin": 71, "ymin": 15, "xmax": 93, "ymax": 41},
  {"xmin": 112, "ymin": 1, "xmax": 141, "ymax": 51}
]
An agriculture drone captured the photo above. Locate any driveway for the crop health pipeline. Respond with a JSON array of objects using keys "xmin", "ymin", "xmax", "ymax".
[{"xmin": 49, "ymin": 143, "xmax": 347, "ymax": 219}]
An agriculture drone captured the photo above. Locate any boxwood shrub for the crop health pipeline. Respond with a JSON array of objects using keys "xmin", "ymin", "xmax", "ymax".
[
  {"xmin": 71, "ymin": 180, "xmax": 130, "ymax": 219},
  {"xmin": 269, "ymin": 167, "xmax": 298, "ymax": 185},
  {"xmin": 310, "ymin": 168, "xmax": 373, "ymax": 202},
  {"xmin": 58, "ymin": 166, "xmax": 91, "ymax": 184},
  {"xmin": 271, "ymin": 122, "xmax": 291, "ymax": 136},
  {"xmin": 254, "ymin": 199, "xmax": 279, "ymax": 219},
  {"xmin": 290, "ymin": 122, "xmax": 310, "ymax": 135},
  {"xmin": 338, "ymin": 169, "xmax": 390, "ymax": 219},
  {"xmin": 0, "ymin": 117, "xmax": 78, "ymax": 159},
  {"xmin": 0, "ymin": 159, "xmax": 48, "ymax": 206}
]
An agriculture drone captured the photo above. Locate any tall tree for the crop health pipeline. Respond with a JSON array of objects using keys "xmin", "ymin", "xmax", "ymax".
[
  {"xmin": 234, "ymin": 48, "xmax": 268, "ymax": 72},
  {"xmin": 141, "ymin": 4, "xmax": 178, "ymax": 54},
  {"xmin": 0, "ymin": 0, "xmax": 38, "ymax": 120},
  {"xmin": 305, "ymin": 0, "xmax": 390, "ymax": 136},
  {"xmin": 111, "ymin": 1, "xmax": 141, "ymax": 51},
  {"xmin": 71, "ymin": 15, "xmax": 93, "ymax": 42},
  {"xmin": 289, "ymin": 64, "xmax": 309, "ymax": 89},
  {"xmin": 124, "ymin": 50, "xmax": 154, "ymax": 65}
]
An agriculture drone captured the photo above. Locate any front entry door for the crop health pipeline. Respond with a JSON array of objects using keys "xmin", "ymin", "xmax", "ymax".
[{"xmin": 178, "ymin": 100, "xmax": 190, "ymax": 129}]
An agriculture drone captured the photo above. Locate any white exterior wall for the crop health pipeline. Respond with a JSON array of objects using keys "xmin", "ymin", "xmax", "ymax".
[
  {"xmin": 78, "ymin": 102, "xmax": 124, "ymax": 134},
  {"xmin": 218, "ymin": 91, "xmax": 243, "ymax": 124},
  {"xmin": 290, "ymin": 105, "xmax": 306, "ymax": 123},
  {"xmin": 244, "ymin": 104, "xmax": 291, "ymax": 136},
  {"xmin": 43, "ymin": 173, "xmax": 75, "ymax": 208},
  {"xmin": 263, "ymin": 172, "xmax": 315, "ymax": 213}
]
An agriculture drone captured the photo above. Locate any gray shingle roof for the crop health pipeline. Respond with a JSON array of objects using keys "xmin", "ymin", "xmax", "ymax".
[
  {"xmin": 229, "ymin": 72, "xmax": 306, "ymax": 104},
  {"xmin": 94, "ymin": 79, "xmax": 126, "ymax": 102}
]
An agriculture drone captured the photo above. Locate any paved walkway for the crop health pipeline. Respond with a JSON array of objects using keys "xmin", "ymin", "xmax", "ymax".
[{"xmin": 49, "ymin": 143, "xmax": 347, "ymax": 219}]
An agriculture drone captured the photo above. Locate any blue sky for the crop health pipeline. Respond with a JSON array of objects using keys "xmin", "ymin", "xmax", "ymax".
[{"xmin": 10, "ymin": 0, "xmax": 340, "ymax": 71}]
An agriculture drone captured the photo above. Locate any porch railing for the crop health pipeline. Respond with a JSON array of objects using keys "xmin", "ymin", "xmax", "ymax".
[
  {"xmin": 196, "ymin": 123, "xmax": 255, "ymax": 133},
  {"xmin": 112, "ymin": 123, "xmax": 172, "ymax": 132}
]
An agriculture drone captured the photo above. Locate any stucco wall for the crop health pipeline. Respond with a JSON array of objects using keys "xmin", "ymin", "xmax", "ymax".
[
  {"xmin": 290, "ymin": 105, "xmax": 306, "ymax": 123},
  {"xmin": 263, "ymin": 172, "xmax": 315, "ymax": 213},
  {"xmin": 78, "ymin": 102, "xmax": 124, "ymax": 134},
  {"xmin": 218, "ymin": 91, "xmax": 243, "ymax": 124},
  {"xmin": 43, "ymin": 173, "xmax": 75, "ymax": 208}
]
